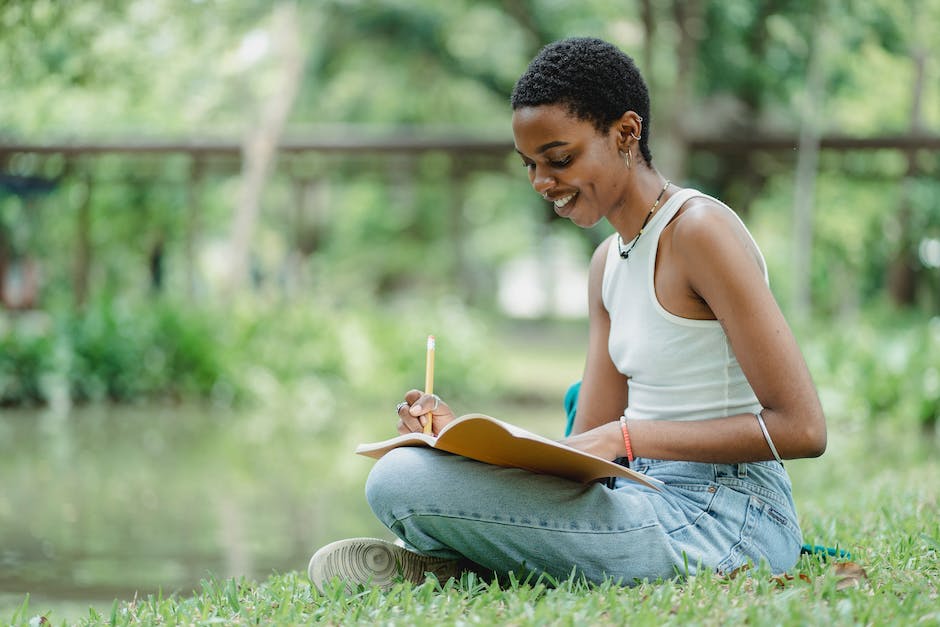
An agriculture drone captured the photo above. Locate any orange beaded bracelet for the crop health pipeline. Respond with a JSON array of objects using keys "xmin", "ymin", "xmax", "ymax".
[{"xmin": 619, "ymin": 416, "xmax": 635, "ymax": 463}]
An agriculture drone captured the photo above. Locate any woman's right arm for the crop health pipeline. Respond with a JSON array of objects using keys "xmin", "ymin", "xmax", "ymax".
[{"xmin": 570, "ymin": 236, "xmax": 630, "ymax": 436}]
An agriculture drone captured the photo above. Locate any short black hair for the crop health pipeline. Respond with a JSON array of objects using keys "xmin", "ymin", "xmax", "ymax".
[{"xmin": 511, "ymin": 37, "xmax": 653, "ymax": 165}]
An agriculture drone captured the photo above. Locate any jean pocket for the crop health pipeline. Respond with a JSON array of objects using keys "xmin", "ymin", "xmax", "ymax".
[
  {"xmin": 717, "ymin": 495, "xmax": 802, "ymax": 575},
  {"xmin": 762, "ymin": 502, "xmax": 803, "ymax": 546},
  {"xmin": 664, "ymin": 483, "xmax": 746, "ymax": 575},
  {"xmin": 716, "ymin": 476, "xmax": 791, "ymax": 510},
  {"xmin": 661, "ymin": 483, "xmax": 720, "ymax": 534}
]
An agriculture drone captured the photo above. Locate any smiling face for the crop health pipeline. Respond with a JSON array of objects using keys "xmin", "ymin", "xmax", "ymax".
[{"xmin": 512, "ymin": 104, "xmax": 630, "ymax": 228}]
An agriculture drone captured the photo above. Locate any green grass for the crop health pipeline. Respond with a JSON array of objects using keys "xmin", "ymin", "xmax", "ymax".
[
  {"xmin": 9, "ymin": 547, "xmax": 935, "ymax": 626},
  {"xmin": 8, "ymin": 437, "xmax": 938, "ymax": 626}
]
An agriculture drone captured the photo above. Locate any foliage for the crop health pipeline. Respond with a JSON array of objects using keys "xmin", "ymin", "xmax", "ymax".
[
  {"xmin": 3, "ymin": 288, "xmax": 938, "ymax": 435},
  {"xmin": 0, "ymin": 315, "xmax": 53, "ymax": 405},
  {"xmin": 745, "ymin": 165, "xmax": 940, "ymax": 317},
  {"xmin": 2, "ymin": 0, "xmax": 938, "ymax": 323},
  {"xmin": 0, "ymin": 294, "xmax": 503, "ymax": 407},
  {"xmin": 0, "ymin": 301, "xmax": 228, "ymax": 405},
  {"xmin": 63, "ymin": 299, "xmax": 229, "ymax": 402},
  {"xmin": 802, "ymin": 308, "xmax": 940, "ymax": 431}
]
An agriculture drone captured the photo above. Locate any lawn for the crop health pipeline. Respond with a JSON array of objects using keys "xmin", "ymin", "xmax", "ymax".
[{"xmin": 8, "ymin": 418, "xmax": 937, "ymax": 626}]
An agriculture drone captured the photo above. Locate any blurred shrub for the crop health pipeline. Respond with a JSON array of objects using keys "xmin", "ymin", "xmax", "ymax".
[
  {"xmin": 2, "ymin": 295, "xmax": 937, "ymax": 444},
  {"xmin": 0, "ymin": 314, "xmax": 53, "ymax": 405},
  {"xmin": 0, "ymin": 295, "xmax": 501, "ymax": 409},
  {"xmin": 0, "ymin": 300, "xmax": 244, "ymax": 405},
  {"xmin": 65, "ymin": 300, "xmax": 151, "ymax": 402},
  {"xmin": 803, "ymin": 309, "xmax": 940, "ymax": 434},
  {"xmin": 224, "ymin": 295, "xmax": 502, "ymax": 408},
  {"xmin": 149, "ymin": 303, "xmax": 234, "ymax": 399}
]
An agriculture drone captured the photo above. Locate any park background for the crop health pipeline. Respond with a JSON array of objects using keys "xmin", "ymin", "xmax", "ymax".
[{"xmin": 1, "ymin": 0, "xmax": 938, "ymax": 623}]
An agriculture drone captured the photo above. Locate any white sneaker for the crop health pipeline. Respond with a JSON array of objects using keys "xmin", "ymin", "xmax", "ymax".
[{"xmin": 307, "ymin": 537, "xmax": 460, "ymax": 593}]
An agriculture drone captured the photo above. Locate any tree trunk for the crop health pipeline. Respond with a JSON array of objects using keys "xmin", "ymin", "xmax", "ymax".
[
  {"xmin": 185, "ymin": 158, "xmax": 205, "ymax": 299},
  {"xmin": 640, "ymin": 0, "xmax": 654, "ymax": 75},
  {"xmin": 225, "ymin": 2, "xmax": 306, "ymax": 294},
  {"xmin": 73, "ymin": 171, "xmax": 93, "ymax": 309},
  {"xmin": 791, "ymin": 15, "xmax": 825, "ymax": 321},
  {"xmin": 668, "ymin": 1, "xmax": 703, "ymax": 179},
  {"xmin": 887, "ymin": 15, "xmax": 927, "ymax": 307},
  {"xmin": 149, "ymin": 237, "xmax": 165, "ymax": 293},
  {"xmin": 448, "ymin": 159, "xmax": 473, "ymax": 303}
]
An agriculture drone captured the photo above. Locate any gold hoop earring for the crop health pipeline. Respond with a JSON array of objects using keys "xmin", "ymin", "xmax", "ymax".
[{"xmin": 621, "ymin": 149, "xmax": 632, "ymax": 169}]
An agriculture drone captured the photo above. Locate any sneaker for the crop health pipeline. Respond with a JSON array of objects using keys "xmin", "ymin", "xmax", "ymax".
[{"xmin": 307, "ymin": 537, "xmax": 460, "ymax": 593}]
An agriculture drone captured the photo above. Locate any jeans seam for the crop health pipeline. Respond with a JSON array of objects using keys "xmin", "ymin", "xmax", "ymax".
[
  {"xmin": 715, "ymin": 478, "xmax": 790, "ymax": 508},
  {"xmin": 717, "ymin": 496, "xmax": 760, "ymax": 575},
  {"xmin": 637, "ymin": 458, "xmax": 790, "ymax": 479},
  {"xmin": 394, "ymin": 511, "xmax": 662, "ymax": 535}
]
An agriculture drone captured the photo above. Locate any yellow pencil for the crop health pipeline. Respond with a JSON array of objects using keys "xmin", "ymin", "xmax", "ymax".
[{"xmin": 423, "ymin": 335, "xmax": 435, "ymax": 434}]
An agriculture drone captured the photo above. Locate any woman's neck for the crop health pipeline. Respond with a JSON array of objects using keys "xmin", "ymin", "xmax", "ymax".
[{"xmin": 612, "ymin": 167, "xmax": 673, "ymax": 241}]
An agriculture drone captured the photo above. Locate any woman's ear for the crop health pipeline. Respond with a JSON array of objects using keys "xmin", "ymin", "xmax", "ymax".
[{"xmin": 613, "ymin": 111, "xmax": 643, "ymax": 150}]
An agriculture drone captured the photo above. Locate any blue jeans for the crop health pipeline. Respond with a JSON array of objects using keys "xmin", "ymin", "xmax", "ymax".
[{"xmin": 365, "ymin": 448, "xmax": 802, "ymax": 584}]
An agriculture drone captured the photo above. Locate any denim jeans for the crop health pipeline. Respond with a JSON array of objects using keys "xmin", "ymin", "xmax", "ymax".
[{"xmin": 365, "ymin": 448, "xmax": 802, "ymax": 584}]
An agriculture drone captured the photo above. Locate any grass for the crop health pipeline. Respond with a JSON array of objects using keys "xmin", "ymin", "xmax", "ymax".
[
  {"xmin": 9, "ymin": 548, "xmax": 935, "ymax": 626},
  {"xmin": 8, "ymin": 433, "xmax": 938, "ymax": 626}
]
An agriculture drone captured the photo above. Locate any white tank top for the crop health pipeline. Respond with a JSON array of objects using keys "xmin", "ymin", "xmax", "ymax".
[{"xmin": 602, "ymin": 188, "xmax": 767, "ymax": 422}]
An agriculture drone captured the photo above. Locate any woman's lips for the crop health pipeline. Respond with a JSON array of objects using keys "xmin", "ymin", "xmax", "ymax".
[{"xmin": 552, "ymin": 192, "xmax": 577, "ymax": 216}]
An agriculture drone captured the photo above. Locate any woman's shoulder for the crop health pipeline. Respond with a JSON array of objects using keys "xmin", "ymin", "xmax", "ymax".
[
  {"xmin": 668, "ymin": 191, "xmax": 766, "ymax": 284},
  {"xmin": 672, "ymin": 192, "xmax": 737, "ymax": 226},
  {"xmin": 670, "ymin": 194, "xmax": 754, "ymax": 256}
]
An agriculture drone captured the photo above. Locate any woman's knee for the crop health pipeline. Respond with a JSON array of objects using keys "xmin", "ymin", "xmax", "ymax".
[{"xmin": 365, "ymin": 447, "xmax": 437, "ymax": 517}]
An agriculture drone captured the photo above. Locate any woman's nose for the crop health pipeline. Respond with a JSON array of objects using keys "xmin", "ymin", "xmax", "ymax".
[{"xmin": 531, "ymin": 169, "xmax": 555, "ymax": 197}]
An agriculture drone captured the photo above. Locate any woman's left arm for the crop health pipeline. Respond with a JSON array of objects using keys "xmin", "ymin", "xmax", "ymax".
[
  {"xmin": 638, "ymin": 203, "xmax": 826, "ymax": 461},
  {"xmin": 566, "ymin": 202, "xmax": 827, "ymax": 463}
]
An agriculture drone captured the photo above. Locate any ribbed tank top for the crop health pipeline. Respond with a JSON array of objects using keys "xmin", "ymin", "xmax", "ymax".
[{"xmin": 602, "ymin": 188, "xmax": 767, "ymax": 422}]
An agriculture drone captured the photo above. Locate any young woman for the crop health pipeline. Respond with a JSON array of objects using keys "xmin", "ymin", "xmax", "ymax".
[{"xmin": 308, "ymin": 37, "xmax": 826, "ymax": 591}]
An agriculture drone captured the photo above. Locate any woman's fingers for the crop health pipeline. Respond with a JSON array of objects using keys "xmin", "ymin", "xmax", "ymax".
[
  {"xmin": 409, "ymin": 392, "xmax": 441, "ymax": 416},
  {"xmin": 395, "ymin": 389, "xmax": 456, "ymax": 435},
  {"xmin": 410, "ymin": 392, "xmax": 455, "ymax": 435},
  {"xmin": 396, "ymin": 390, "xmax": 424, "ymax": 433}
]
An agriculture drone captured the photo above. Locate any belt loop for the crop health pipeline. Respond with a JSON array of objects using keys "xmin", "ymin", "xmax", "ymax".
[{"xmin": 737, "ymin": 463, "xmax": 748, "ymax": 478}]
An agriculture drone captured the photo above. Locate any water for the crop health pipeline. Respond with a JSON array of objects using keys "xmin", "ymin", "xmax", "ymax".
[
  {"xmin": 0, "ymin": 402, "xmax": 385, "ymax": 621},
  {"xmin": 0, "ymin": 323, "xmax": 586, "ymax": 622}
]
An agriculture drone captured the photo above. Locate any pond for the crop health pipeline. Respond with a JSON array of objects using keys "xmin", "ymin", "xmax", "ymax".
[
  {"xmin": 0, "ymin": 322, "xmax": 587, "ymax": 622},
  {"xmin": 0, "ymin": 401, "xmax": 573, "ymax": 621},
  {"xmin": 0, "ymin": 401, "xmax": 405, "ymax": 621}
]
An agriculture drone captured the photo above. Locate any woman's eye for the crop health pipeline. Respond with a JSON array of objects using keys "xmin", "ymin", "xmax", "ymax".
[{"xmin": 520, "ymin": 156, "xmax": 570, "ymax": 170}]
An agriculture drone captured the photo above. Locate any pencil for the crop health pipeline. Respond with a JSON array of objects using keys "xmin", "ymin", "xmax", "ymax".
[{"xmin": 423, "ymin": 335, "xmax": 435, "ymax": 434}]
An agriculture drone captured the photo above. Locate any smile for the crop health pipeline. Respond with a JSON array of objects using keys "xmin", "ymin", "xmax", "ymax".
[{"xmin": 553, "ymin": 193, "xmax": 577, "ymax": 209}]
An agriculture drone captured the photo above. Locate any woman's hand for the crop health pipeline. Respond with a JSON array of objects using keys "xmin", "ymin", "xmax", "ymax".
[
  {"xmin": 561, "ymin": 421, "xmax": 624, "ymax": 461},
  {"xmin": 395, "ymin": 389, "xmax": 457, "ymax": 436}
]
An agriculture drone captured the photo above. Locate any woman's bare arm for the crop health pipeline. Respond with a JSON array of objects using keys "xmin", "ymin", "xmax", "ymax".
[
  {"xmin": 565, "ymin": 205, "xmax": 826, "ymax": 463},
  {"xmin": 570, "ymin": 236, "xmax": 630, "ymax": 436}
]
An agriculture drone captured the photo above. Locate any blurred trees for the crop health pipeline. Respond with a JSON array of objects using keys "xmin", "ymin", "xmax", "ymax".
[
  {"xmin": 227, "ymin": 2, "xmax": 306, "ymax": 293},
  {"xmin": 0, "ymin": 0, "xmax": 937, "ymax": 316}
]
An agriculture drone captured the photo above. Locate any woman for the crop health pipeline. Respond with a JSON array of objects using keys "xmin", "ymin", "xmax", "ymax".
[{"xmin": 308, "ymin": 37, "xmax": 826, "ymax": 591}]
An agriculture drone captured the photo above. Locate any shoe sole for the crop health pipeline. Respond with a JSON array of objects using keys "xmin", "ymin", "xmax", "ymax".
[{"xmin": 308, "ymin": 537, "xmax": 459, "ymax": 593}]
